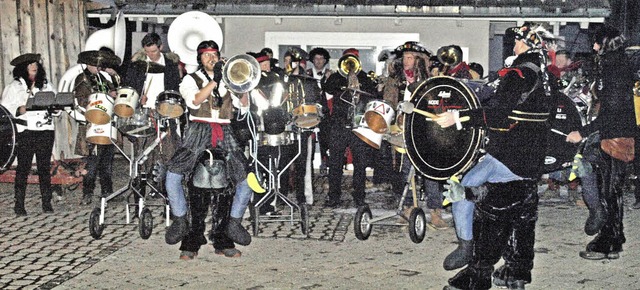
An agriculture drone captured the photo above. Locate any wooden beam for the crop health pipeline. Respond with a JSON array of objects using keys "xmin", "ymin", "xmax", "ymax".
[
  {"xmin": 48, "ymin": 0, "xmax": 65, "ymax": 87},
  {"xmin": 19, "ymin": 0, "xmax": 34, "ymax": 52},
  {"xmin": 33, "ymin": 0, "xmax": 51, "ymax": 84},
  {"xmin": 0, "ymin": 0, "xmax": 20, "ymax": 89}
]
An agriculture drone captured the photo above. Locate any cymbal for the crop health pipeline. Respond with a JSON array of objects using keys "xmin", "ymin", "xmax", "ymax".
[
  {"xmin": 132, "ymin": 60, "xmax": 165, "ymax": 74},
  {"xmin": 342, "ymin": 86, "xmax": 373, "ymax": 96},
  {"xmin": 78, "ymin": 50, "xmax": 121, "ymax": 68}
]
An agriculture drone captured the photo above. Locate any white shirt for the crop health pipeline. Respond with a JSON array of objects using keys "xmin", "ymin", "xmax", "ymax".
[
  {"xmin": 180, "ymin": 70, "xmax": 247, "ymax": 123},
  {"xmin": 142, "ymin": 54, "xmax": 166, "ymax": 108},
  {"xmin": 1, "ymin": 78, "xmax": 56, "ymax": 132}
]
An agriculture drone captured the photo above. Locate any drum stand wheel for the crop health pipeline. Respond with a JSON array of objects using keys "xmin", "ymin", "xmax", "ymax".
[
  {"xmin": 138, "ymin": 208, "xmax": 154, "ymax": 240},
  {"xmin": 89, "ymin": 207, "xmax": 105, "ymax": 239},
  {"xmin": 354, "ymin": 205, "xmax": 373, "ymax": 240},
  {"xmin": 352, "ymin": 166, "xmax": 426, "ymax": 244},
  {"xmin": 408, "ymin": 207, "xmax": 426, "ymax": 243}
]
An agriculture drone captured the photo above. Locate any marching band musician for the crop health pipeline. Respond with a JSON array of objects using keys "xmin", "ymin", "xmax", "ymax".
[
  {"xmin": 438, "ymin": 23, "xmax": 556, "ymax": 289},
  {"xmin": 126, "ymin": 32, "xmax": 182, "ymax": 109},
  {"xmin": 1, "ymin": 53, "xmax": 57, "ymax": 216},
  {"xmin": 285, "ymin": 48, "xmax": 324, "ymax": 206},
  {"xmin": 566, "ymin": 25, "xmax": 636, "ymax": 261},
  {"xmin": 73, "ymin": 49, "xmax": 121, "ymax": 206},
  {"xmin": 306, "ymin": 47, "xmax": 333, "ymax": 172},
  {"xmin": 124, "ymin": 32, "xmax": 183, "ymax": 192},
  {"xmin": 382, "ymin": 41, "xmax": 450, "ymax": 229},
  {"xmin": 323, "ymin": 48, "xmax": 378, "ymax": 208},
  {"xmin": 164, "ymin": 40, "xmax": 252, "ymax": 259}
]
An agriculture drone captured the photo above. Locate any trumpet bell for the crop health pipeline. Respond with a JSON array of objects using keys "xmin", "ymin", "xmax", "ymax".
[
  {"xmin": 222, "ymin": 54, "xmax": 262, "ymax": 94},
  {"xmin": 338, "ymin": 54, "xmax": 362, "ymax": 78}
]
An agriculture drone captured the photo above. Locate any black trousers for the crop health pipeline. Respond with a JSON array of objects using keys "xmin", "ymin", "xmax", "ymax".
[
  {"xmin": 82, "ymin": 144, "xmax": 114, "ymax": 197},
  {"xmin": 587, "ymin": 152, "xmax": 626, "ymax": 253},
  {"xmin": 15, "ymin": 130, "xmax": 55, "ymax": 208},
  {"xmin": 179, "ymin": 183, "xmax": 235, "ymax": 252},
  {"xmin": 327, "ymin": 123, "xmax": 374, "ymax": 204},
  {"xmin": 448, "ymin": 180, "xmax": 539, "ymax": 290}
]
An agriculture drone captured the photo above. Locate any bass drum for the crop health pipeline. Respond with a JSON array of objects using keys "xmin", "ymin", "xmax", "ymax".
[
  {"xmin": 0, "ymin": 105, "xmax": 18, "ymax": 172},
  {"xmin": 404, "ymin": 76, "xmax": 485, "ymax": 180},
  {"xmin": 544, "ymin": 92, "xmax": 586, "ymax": 173}
]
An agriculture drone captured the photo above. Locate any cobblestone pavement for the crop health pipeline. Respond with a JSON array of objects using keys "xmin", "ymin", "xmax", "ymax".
[{"xmin": 1, "ymin": 157, "xmax": 640, "ymax": 289}]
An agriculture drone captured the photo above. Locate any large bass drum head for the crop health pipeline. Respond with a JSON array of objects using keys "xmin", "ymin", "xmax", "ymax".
[
  {"xmin": 0, "ymin": 105, "xmax": 18, "ymax": 172},
  {"xmin": 404, "ymin": 77, "xmax": 484, "ymax": 180}
]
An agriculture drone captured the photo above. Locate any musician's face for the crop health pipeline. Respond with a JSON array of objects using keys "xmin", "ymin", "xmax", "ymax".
[
  {"xmin": 87, "ymin": 65, "xmax": 100, "ymax": 75},
  {"xmin": 27, "ymin": 62, "xmax": 38, "ymax": 79},
  {"xmin": 313, "ymin": 55, "xmax": 326, "ymax": 70},
  {"xmin": 200, "ymin": 51, "xmax": 219, "ymax": 72},
  {"xmin": 259, "ymin": 60, "xmax": 271, "ymax": 72},
  {"xmin": 593, "ymin": 42, "xmax": 601, "ymax": 53},
  {"xmin": 403, "ymin": 52, "xmax": 416, "ymax": 71},
  {"xmin": 555, "ymin": 54, "xmax": 571, "ymax": 69},
  {"xmin": 514, "ymin": 39, "xmax": 529, "ymax": 55},
  {"xmin": 144, "ymin": 44, "xmax": 162, "ymax": 63}
]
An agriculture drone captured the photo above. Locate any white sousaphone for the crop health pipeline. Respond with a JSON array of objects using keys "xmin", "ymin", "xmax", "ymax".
[{"xmin": 168, "ymin": 11, "xmax": 223, "ymax": 73}]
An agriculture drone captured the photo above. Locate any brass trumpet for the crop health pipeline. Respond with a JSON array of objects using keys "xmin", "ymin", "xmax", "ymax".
[{"xmin": 338, "ymin": 54, "xmax": 362, "ymax": 78}]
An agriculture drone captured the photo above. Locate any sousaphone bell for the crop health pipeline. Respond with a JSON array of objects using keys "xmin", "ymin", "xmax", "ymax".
[{"xmin": 222, "ymin": 54, "xmax": 262, "ymax": 94}]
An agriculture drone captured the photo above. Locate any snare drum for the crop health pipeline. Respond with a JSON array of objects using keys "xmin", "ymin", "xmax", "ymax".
[
  {"xmin": 352, "ymin": 113, "xmax": 383, "ymax": 149},
  {"xmin": 118, "ymin": 107, "xmax": 156, "ymax": 138},
  {"xmin": 156, "ymin": 90, "xmax": 185, "ymax": 118},
  {"xmin": 85, "ymin": 93, "xmax": 114, "ymax": 125},
  {"xmin": 86, "ymin": 123, "xmax": 117, "ymax": 145},
  {"xmin": 292, "ymin": 103, "xmax": 323, "ymax": 128},
  {"xmin": 114, "ymin": 86, "xmax": 139, "ymax": 118},
  {"xmin": 257, "ymin": 130, "xmax": 298, "ymax": 147},
  {"xmin": 544, "ymin": 93, "xmax": 586, "ymax": 173},
  {"xmin": 364, "ymin": 100, "xmax": 395, "ymax": 134}
]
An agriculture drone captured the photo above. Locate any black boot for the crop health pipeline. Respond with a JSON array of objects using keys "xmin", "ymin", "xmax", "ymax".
[
  {"xmin": 584, "ymin": 203, "xmax": 605, "ymax": 236},
  {"xmin": 447, "ymin": 266, "xmax": 493, "ymax": 290},
  {"xmin": 165, "ymin": 216, "xmax": 189, "ymax": 245},
  {"xmin": 226, "ymin": 217, "xmax": 251, "ymax": 246},
  {"xmin": 443, "ymin": 239, "xmax": 473, "ymax": 270}
]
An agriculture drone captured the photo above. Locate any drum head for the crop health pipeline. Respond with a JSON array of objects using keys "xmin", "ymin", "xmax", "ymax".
[
  {"xmin": 545, "ymin": 93, "xmax": 585, "ymax": 173},
  {"xmin": 0, "ymin": 105, "xmax": 17, "ymax": 172},
  {"xmin": 404, "ymin": 77, "xmax": 484, "ymax": 180}
]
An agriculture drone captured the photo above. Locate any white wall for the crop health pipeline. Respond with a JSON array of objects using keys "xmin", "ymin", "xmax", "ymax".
[{"xmin": 221, "ymin": 17, "xmax": 491, "ymax": 72}]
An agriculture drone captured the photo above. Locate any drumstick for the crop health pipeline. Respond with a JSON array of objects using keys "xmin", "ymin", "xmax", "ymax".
[
  {"xmin": 551, "ymin": 128, "xmax": 568, "ymax": 136},
  {"xmin": 142, "ymin": 77, "xmax": 153, "ymax": 98},
  {"xmin": 412, "ymin": 108, "xmax": 440, "ymax": 119}
]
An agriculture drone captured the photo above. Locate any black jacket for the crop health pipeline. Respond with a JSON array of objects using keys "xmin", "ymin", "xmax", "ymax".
[
  {"xmin": 579, "ymin": 48, "xmax": 636, "ymax": 140},
  {"xmin": 124, "ymin": 53, "xmax": 181, "ymax": 96},
  {"xmin": 460, "ymin": 51, "xmax": 554, "ymax": 179},
  {"xmin": 323, "ymin": 71, "xmax": 378, "ymax": 127}
]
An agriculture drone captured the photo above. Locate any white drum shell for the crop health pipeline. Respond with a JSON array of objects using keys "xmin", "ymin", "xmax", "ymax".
[
  {"xmin": 86, "ymin": 123, "xmax": 117, "ymax": 145},
  {"xmin": 85, "ymin": 93, "xmax": 114, "ymax": 125},
  {"xmin": 114, "ymin": 87, "xmax": 140, "ymax": 118}
]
